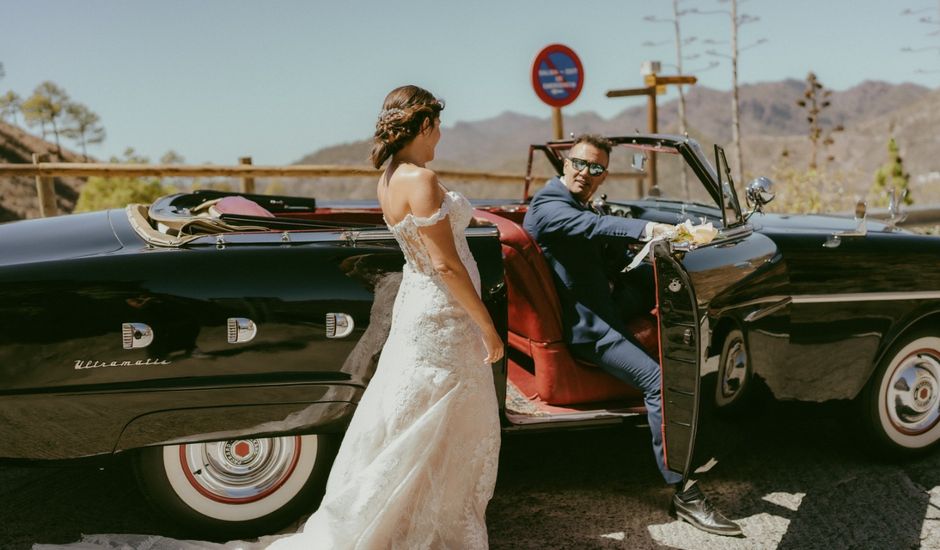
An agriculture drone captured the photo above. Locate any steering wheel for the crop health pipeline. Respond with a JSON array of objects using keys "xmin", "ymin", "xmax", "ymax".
[
  {"xmin": 590, "ymin": 193, "xmax": 610, "ymax": 216},
  {"xmin": 591, "ymin": 194, "xmax": 634, "ymax": 218}
]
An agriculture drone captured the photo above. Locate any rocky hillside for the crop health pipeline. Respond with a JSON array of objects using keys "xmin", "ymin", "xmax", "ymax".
[
  {"xmin": 0, "ymin": 121, "xmax": 87, "ymax": 221},
  {"xmin": 298, "ymin": 80, "xmax": 930, "ymax": 167},
  {"xmin": 298, "ymin": 80, "xmax": 940, "ymax": 208}
]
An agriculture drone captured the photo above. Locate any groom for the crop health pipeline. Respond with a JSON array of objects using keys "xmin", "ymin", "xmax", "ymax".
[{"xmin": 522, "ymin": 134, "xmax": 741, "ymax": 537}]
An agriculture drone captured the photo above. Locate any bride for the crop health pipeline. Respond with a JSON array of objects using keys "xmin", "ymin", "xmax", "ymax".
[
  {"xmin": 32, "ymin": 85, "xmax": 502, "ymax": 550},
  {"xmin": 268, "ymin": 85, "xmax": 504, "ymax": 549}
]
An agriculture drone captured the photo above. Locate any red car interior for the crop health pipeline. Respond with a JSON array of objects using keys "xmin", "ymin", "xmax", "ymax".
[
  {"xmin": 267, "ymin": 199, "xmax": 656, "ymax": 410},
  {"xmin": 474, "ymin": 209, "xmax": 655, "ymax": 407}
]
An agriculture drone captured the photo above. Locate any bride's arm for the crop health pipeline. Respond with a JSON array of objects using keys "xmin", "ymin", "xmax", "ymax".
[{"xmin": 407, "ymin": 170, "xmax": 504, "ymax": 364}]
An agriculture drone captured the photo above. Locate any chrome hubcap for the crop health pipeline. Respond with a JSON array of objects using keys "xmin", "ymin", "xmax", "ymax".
[
  {"xmin": 720, "ymin": 339, "xmax": 748, "ymax": 399},
  {"xmin": 181, "ymin": 436, "xmax": 302, "ymax": 502},
  {"xmin": 886, "ymin": 351, "xmax": 940, "ymax": 435}
]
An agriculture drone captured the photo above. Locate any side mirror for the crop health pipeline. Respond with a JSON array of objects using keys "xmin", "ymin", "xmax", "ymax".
[
  {"xmin": 631, "ymin": 152, "xmax": 647, "ymax": 173},
  {"xmin": 745, "ymin": 177, "xmax": 775, "ymax": 210}
]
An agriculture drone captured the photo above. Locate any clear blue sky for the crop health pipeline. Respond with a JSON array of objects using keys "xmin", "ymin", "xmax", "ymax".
[{"xmin": 1, "ymin": 0, "xmax": 936, "ymax": 165}]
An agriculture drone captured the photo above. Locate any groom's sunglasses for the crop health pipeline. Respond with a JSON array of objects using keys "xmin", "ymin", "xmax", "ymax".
[{"xmin": 568, "ymin": 157, "xmax": 607, "ymax": 177}]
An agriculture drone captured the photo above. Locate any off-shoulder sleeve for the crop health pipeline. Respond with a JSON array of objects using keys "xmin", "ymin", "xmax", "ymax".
[{"xmin": 410, "ymin": 197, "xmax": 451, "ymax": 227}]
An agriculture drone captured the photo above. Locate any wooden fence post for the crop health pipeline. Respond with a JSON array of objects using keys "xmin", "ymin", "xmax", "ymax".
[
  {"xmin": 32, "ymin": 153, "xmax": 58, "ymax": 218},
  {"xmin": 239, "ymin": 157, "xmax": 255, "ymax": 194}
]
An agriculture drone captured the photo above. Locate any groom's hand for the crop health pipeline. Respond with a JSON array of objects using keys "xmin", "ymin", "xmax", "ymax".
[{"xmin": 644, "ymin": 222, "xmax": 674, "ymax": 240}]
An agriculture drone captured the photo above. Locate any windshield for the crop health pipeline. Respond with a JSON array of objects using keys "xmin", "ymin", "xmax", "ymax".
[
  {"xmin": 712, "ymin": 144, "xmax": 745, "ymax": 227},
  {"xmin": 528, "ymin": 141, "xmax": 719, "ymax": 206}
]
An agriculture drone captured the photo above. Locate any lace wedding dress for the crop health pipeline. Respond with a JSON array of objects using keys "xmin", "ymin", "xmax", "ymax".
[
  {"xmin": 33, "ymin": 191, "xmax": 500, "ymax": 550},
  {"xmin": 268, "ymin": 190, "xmax": 502, "ymax": 549}
]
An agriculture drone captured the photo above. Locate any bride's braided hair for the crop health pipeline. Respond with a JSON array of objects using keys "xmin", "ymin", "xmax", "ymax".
[{"xmin": 370, "ymin": 85, "xmax": 444, "ymax": 169}]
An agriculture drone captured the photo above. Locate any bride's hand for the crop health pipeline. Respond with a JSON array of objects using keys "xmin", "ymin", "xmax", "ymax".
[{"xmin": 482, "ymin": 326, "xmax": 504, "ymax": 364}]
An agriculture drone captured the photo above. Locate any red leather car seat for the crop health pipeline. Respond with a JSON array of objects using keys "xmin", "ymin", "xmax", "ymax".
[{"xmin": 474, "ymin": 210, "xmax": 651, "ymax": 405}]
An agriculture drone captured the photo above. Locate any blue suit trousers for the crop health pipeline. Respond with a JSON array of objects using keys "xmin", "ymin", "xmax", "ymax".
[{"xmin": 571, "ymin": 328, "xmax": 684, "ymax": 485}]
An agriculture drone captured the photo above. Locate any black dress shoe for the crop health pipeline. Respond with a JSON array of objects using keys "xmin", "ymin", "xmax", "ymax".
[{"xmin": 672, "ymin": 481, "xmax": 743, "ymax": 537}]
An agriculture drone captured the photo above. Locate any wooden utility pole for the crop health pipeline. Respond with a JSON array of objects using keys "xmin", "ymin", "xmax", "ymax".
[
  {"xmin": 239, "ymin": 156, "xmax": 255, "ymax": 194},
  {"xmin": 32, "ymin": 153, "xmax": 58, "ymax": 217},
  {"xmin": 729, "ymin": 0, "xmax": 743, "ymax": 183},
  {"xmin": 606, "ymin": 70, "xmax": 696, "ymax": 196}
]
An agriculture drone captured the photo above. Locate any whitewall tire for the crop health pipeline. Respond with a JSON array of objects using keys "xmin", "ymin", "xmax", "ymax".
[
  {"xmin": 864, "ymin": 333, "xmax": 940, "ymax": 453},
  {"xmin": 135, "ymin": 433, "xmax": 336, "ymax": 538},
  {"xmin": 714, "ymin": 328, "xmax": 752, "ymax": 410}
]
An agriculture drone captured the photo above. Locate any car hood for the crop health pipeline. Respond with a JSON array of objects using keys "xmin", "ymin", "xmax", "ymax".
[
  {"xmin": 0, "ymin": 210, "xmax": 123, "ymax": 267},
  {"xmin": 751, "ymin": 212, "xmax": 895, "ymax": 233}
]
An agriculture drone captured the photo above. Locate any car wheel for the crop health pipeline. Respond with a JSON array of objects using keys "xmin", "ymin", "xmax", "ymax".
[
  {"xmin": 714, "ymin": 328, "xmax": 752, "ymax": 411},
  {"xmin": 134, "ymin": 434, "xmax": 337, "ymax": 539},
  {"xmin": 861, "ymin": 331, "xmax": 940, "ymax": 455}
]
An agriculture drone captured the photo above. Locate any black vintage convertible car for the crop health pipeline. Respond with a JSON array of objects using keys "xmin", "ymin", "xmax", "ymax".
[{"xmin": 2, "ymin": 134, "xmax": 939, "ymax": 537}]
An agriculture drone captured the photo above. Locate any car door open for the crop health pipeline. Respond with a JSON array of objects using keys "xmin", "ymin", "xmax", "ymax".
[{"xmin": 653, "ymin": 240, "xmax": 702, "ymax": 478}]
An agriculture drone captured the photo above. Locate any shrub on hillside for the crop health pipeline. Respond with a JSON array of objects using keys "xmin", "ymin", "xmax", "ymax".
[
  {"xmin": 764, "ymin": 164, "xmax": 859, "ymax": 214},
  {"xmin": 74, "ymin": 176, "xmax": 168, "ymax": 212},
  {"xmin": 871, "ymin": 137, "xmax": 913, "ymax": 208}
]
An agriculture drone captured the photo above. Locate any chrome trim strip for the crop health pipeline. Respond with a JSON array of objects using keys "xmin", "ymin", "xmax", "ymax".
[
  {"xmin": 184, "ymin": 226, "xmax": 500, "ymax": 247},
  {"xmin": 716, "ymin": 224, "xmax": 753, "ymax": 241},
  {"xmin": 712, "ymin": 296, "xmax": 792, "ymax": 317},
  {"xmin": 744, "ymin": 297, "xmax": 792, "ymax": 322},
  {"xmin": 791, "ymin": 291, "xmax": 940, "ymax": 304},
  {"xmin": 503, "ymin": 411, "xmax": 641, "ymax": 427},
  {"xmin": 716, "ymin": 291, "xmax": 940, "ymax": 318}
]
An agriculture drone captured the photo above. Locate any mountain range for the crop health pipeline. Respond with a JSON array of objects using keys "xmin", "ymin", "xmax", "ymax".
[
  {"xmin": 299, "ymin": 79, "xmax": 933, "ymax": 172},
  {"xmin": 296, "ymin": 79, "xmax": 939, "ymax": 203}
]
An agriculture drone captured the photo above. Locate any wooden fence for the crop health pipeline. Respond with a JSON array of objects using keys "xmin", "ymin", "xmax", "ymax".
[
  {"xmin": 0, "ymin": 158, "xmax": 644, "ymax": 218},
  {"xmin": 2, "ymin": 160, "xmax": 936, "ymax": 227}
]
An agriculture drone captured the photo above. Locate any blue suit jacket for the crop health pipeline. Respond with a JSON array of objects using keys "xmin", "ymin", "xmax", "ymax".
[{"xmin": 523, "ymin": 178, "xmax": 650, "ymax": 345}]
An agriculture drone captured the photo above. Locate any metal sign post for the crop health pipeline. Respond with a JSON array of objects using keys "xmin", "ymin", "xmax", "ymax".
[{"xmin": 532, "ymin": 44, "xmax": 584, "ymax": 140}]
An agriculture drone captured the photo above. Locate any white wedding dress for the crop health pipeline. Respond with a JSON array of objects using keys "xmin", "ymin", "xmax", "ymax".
[
  {"xmin": 268, "ymin": 190, "xmax": 502, "ymax": 549},
  {"xmin": 32, "ymin": 191, "xmax": 501, "ymax": 550}
]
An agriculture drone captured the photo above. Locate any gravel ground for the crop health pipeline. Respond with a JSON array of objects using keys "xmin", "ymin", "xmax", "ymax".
[{"xmin": 2, "ymin": 398, "xmax": 939, "ymax": 550}]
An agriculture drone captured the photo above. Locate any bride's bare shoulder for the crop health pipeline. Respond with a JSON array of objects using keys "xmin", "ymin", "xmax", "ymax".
[
  {"xmin": 393, "ymin": 165, "xmax": 437, "ymax": 187},
  {"xmin": 391, "ymin": 165, "xmax": 437, "ymax": 195},
  {"xmin": 391, "ymin": 167, "xmax": 442, "ymax": 217}
]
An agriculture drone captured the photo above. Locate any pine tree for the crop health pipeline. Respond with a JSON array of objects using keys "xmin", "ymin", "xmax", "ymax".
[
  {"xmin": 22, "ymin": 81, "xmax": 70, "ymax": 156},
  {"xmin": 0, "ymin": 90, "xmax": 21, "ymax": 125},
  {"xmin": 63, "ymin": 102, "xmax": 105, "ymax": 161},
  {"xmin": 159, "ymin": 150, "xmax": 185, "ymax": 165}
]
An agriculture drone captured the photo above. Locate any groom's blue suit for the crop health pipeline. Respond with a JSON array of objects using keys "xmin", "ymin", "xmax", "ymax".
[{"xmin": 523, "ymin": 177, "xmax": 683, "ymax": 485}]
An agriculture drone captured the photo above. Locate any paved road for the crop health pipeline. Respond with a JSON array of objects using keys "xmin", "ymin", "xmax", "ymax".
[{"xmin": 3, "ymin": 398, "xmax": 939, "ymax": 550}]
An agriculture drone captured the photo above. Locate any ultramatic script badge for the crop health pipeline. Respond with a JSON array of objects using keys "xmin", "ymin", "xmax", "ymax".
[{"xmin": 74, "ymin": 358, "xmax": 172, "ymax": 370}]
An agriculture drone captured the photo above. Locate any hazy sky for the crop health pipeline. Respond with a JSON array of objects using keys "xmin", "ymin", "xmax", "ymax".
[{"xmin": 1, "ymin": 0, "xmax": 937, "ymax": 165}]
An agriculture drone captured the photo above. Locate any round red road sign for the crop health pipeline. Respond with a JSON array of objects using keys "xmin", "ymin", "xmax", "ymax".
[{"xmin": 531, "ymin": 44, "xmax": 584, "ymax": 108}]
